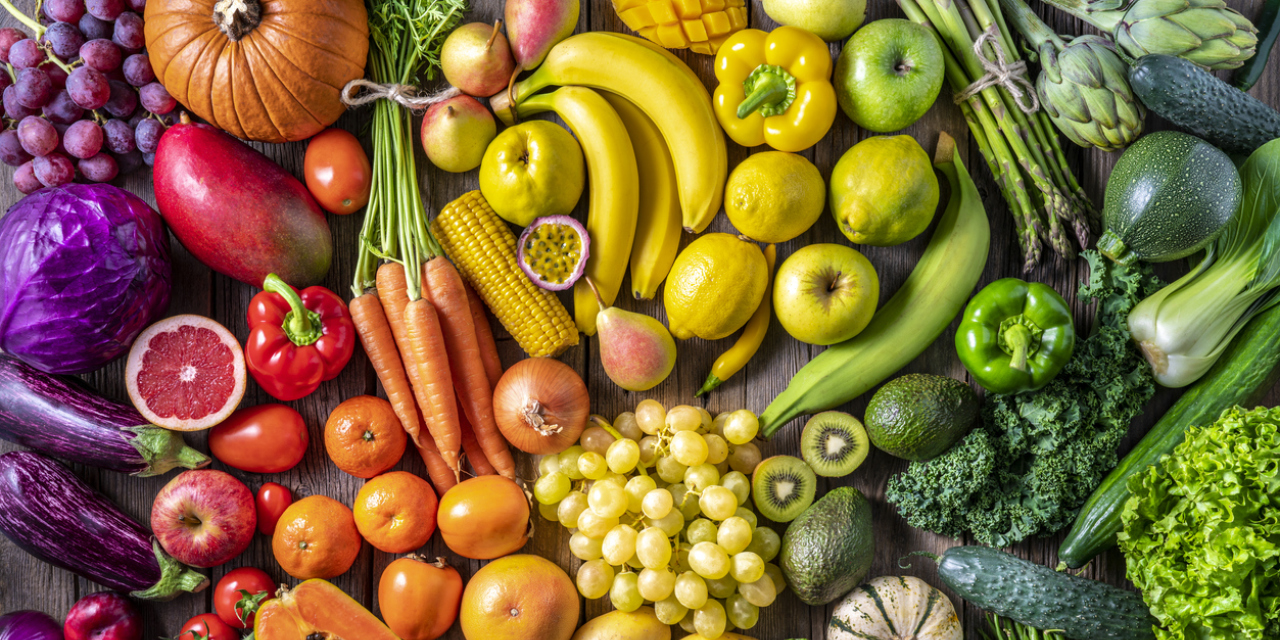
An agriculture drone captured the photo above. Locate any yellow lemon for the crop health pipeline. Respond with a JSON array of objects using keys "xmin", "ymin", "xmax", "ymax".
[
  {"xmin": 664, "ymin": 233, "xmax": 768, "ymax": 340},
  {"xmin": 829, "ymin": 135, "xmax": 939, "ymax": 246},
  {"xmin": 724, "ymin": 151, "xmax": 825, "ymax": 243}
]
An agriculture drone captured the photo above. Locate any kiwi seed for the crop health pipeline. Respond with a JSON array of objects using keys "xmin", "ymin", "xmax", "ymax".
[
  {"xmin": 800, "ymin": 411, "xmax": 870, "ymax": 478},
  {"xmin": 751, "ymin": 455, "xmax": 816, "ymax": 523}
]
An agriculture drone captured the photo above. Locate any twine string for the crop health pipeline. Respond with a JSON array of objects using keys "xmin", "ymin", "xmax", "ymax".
[
  {"xmin": 953, "ymin": 25, "xmax": 1039, "ymax": 114},
  {"xmin": 340, "ymin": 79, "xmax": 461, "ymax": 113}
]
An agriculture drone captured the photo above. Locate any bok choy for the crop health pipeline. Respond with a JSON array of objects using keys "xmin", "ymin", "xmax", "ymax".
[{"xmin": 1128, "ymin": 138, "xmax": 1280, "ymax": 387}]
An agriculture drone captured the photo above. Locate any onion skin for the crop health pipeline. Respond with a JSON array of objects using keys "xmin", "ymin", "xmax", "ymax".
[{"xmin": 492, "ymin": 358, "xmax": 588, "ymax": 454}]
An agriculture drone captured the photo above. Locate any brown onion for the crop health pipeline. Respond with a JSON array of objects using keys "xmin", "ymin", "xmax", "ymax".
[{"xmin": 493, "ymin": 357, "xmax": 589, "ymax": 454}]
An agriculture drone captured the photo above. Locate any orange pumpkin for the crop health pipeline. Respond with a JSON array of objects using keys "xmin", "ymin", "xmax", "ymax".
[{"xmin": 144, "ymin": 0, "xmax": 369, "ymax": 143}]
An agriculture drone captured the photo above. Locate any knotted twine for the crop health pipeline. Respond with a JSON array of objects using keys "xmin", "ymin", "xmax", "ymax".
[
  {"xmin": 340, "ymin": 79, "xmax": 461, "ymax": 114},
  {"xmin": 953, "ymin": 26, "xmax": 1039, "ymax": 113}
]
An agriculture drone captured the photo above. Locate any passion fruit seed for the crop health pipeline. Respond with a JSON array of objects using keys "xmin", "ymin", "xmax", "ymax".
[{"xmin": 517, "ymin": 215, "xmax": 590, "ymax": 291}]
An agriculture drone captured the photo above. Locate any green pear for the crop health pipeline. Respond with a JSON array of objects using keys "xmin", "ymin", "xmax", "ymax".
[
  {"xmin": 762, "ymin": 0, "xmax": 866, "ymax": 41},
  {"xmin": 588, "ymin": 279, "xmax": 676, "ymax": 392}
]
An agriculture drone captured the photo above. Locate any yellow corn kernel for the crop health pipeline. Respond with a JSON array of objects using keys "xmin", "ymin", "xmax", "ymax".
[{"xmin": 431, "ymin": 191, "xmax": 579, "ymax": 358}]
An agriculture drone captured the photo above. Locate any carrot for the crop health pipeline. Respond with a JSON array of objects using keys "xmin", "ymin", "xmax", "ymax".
[
  {"xmin": 464, "ymin": 280, "xmax": 504, "ymax": 390},
  {"xmin": 413, "ymin": 416, "xmax": 458, "ymax": 493},
  {"xmin": 375, "ymin": 263, "xmax": 431, "ymax": 450},
  {"xmin": 403, "ymin": 296, "xmax": 462, "ymax": 474},
  {"xmin": 425, "ymin": 258, "xmax": 516, "ymax": 480},
  {"xmin": 348, "ymin": 293, "xmax": 423, "ymax": 446},
  {"xmin": 458, "ymin": 400, "xmax": 497, "ymax": 477}
]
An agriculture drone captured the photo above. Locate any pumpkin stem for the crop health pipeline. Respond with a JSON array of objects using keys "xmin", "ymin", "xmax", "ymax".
[{"xmin": 212, "ymin": 0, "xmax": 262, "ymax": 42}]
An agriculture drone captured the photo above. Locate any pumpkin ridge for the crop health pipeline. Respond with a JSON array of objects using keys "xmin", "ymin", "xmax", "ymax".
[
  {"xmin": 259, "ymin": 8, "xmax": 369, "ymax": 42},
  {"xmin": 164, "ymin": 26, "xmax": 224, "ymax": 108},
  {"xmin": 252, "ymin": 18, "xmax": 367, "ymax": 87},
  {"xmin": 222, "ymin": 47, "xmax": 252, "ymax": 139},
  {"xmin": 911, "ymin": 583, "xmax": 941, "ymax": 636},
  {"xmin": 250, "ymin": 22, "xmax": 363, "ymax": 93},
  {"xmin": 863, "ymin": 583, "xmax": 899, "ymax": 637},
  {"xmin": 829, "ymin": 613, "xmax": 880, "ymax": 640},
  {"xmin": 238, "ymin": 36, "xmax": 323, "ymax": 140}
]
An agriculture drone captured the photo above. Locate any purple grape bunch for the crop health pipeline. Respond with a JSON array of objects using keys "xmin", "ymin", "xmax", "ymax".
[{"xmin": 1, "ymin": 0, "xmax": 171, "ymax": 192}]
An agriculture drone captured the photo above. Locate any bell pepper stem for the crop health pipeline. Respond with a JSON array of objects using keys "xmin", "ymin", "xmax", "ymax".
[
  {"xmin": 263, "ymin": 273, "xmax": 323, "ymax": 347},
  {"xmin": 1005, "ymin": 323, "xmax": 1033, "ymax": 372},
  {"xmin": 737, "ymin": 64, "xmax": 798, "ymax": 119}
]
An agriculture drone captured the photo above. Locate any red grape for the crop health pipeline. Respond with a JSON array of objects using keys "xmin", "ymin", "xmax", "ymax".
[
  {"xmin": 80, "ymin": 38, "xmax": 122, "ymax": 71},
  {"xmin": 8, "ymin": 38, "xmax": 45, "ymax": 69},
  {"xmin": 33, "ymin": 152, "xmax": 75, "ymax": 187},
  {"xmin": 2, "ymin": 85, "xmax": 38, "ymax": 119},
  {"xmin": 127, "ymin": 0, "xmax": 145, "ymax": 11},
  {"xmin": 64, "ymin": 119, "xmax": 103, "ymax": 159},
  {"xmin": 43, "ymin": 63, "xmax": 68, "ymax": 89},
  {"xmin": 103, "ymin": 118, "xmax": 135, "ymax": 154},
  {"xmin": 52, "ymin": 122, "xmax": 71, "ymax": 156},
  {"xmin": 85, "ymin": 0, "xmax": 126, "ymax": 20},
  {"xmin": 43, "ymin": 89, "xmax": 85, "ymax": 123},
  {"xmin": 79, "ymin": 152, "xmax": 118, "ymax": 181},
  {"xmin": 66, "ymin": 66, "xmax": 109, "ymax": 109},
  {"xmin": 44, "ymin": 0, "xmax": 87, "ymax": 23},
  {"xmin": 0, "ymin": 71, "xmax": 11, "ymax": 94},
  {"xmin": 142, "ymin": 150, "xmax": 154, "ymax": 166},
  {"xmin": 112, "ymin": 11, "xmax": 145, "ymax": 49},
  {"xmin": 102, "ymin": 80, "xmax": 137, "ymax": 118},
  {"xmin": 0, "ymin": 28, "xmax": 26, "ymax": 64},
  {"xmin": 138, "ymin": 82, "xmax": 175, "ymax": 115},
  {"xmin": 14, "ymin": 68, "xmax": 53, "ymax": 109},
  {"xmin": 14, "ymin": 160, "xmax": 42, "ymax": 193},
  {"xmin": 78, "ymin": 13, "xmax": 111, "ymax": 40},
  {"xmin": 18, "ymin": 115, "xmax": 59, "ymax": 156},
  {"xmin": 122, "ymin": 53, "xmax": 154, "ymax": 86},
  {"xmin": 134, "ymin": 117, "xmax": 162, "ymax": 153},
  {"xmin": 41, "ymin": 21, "xmax": 84, "ymax": 60},
  {"xmin": 114, "ymin": 148, "xmax": 143, "ymax": 174},
  {"xmin": 0, "ymin": 130, "xmax": 33, "ymax": 166}
]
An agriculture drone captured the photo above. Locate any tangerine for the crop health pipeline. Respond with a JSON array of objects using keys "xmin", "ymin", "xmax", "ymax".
[
  {"xmin": 324, "ymin": 395, "xmax": 407, "ymax": 478},
  {"xmin": 272, "ymin": 495, "xmax": 361, "ymax": 580},
  {"xmin": 459, "ymin": 554, "xmax": 578, "ymax": 640},
  {"xmin": 353, "ymin": 471, "xmax": 438, "ymax": 553},
  {"xmin": 437, "ymin": 475, "xmax": 530, "ymax": 559}
]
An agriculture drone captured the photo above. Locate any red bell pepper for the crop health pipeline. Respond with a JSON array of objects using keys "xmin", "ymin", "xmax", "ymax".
[{"xmin": 245, "ymin": 274, "xmax": 355, "ymax": 401}]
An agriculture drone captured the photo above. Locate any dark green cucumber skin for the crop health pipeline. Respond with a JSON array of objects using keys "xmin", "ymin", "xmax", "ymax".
[
  {"xmin": 1231, "ymin": 0, "xmax": 1280, "ymax": 91},
  {"xmin": 936, "ymin": 546, "xmax": 1156, "ymax": 640},
  {"xmin": 1101, "ymin": 130, "xmax": 1240, "ymax": 264},
  {"xmin": 1131, "ymin": 54, "xmax": 1280, "ymax": 155},
  {"xmin": 1058, "ymin": 303, "xmax": 1280, "ymax": 568}
]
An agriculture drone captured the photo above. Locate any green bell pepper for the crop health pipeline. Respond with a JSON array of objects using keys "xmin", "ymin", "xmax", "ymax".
[{"xmin": 955, "ymin": 278, "xmax": 1075, "ymax": 394}]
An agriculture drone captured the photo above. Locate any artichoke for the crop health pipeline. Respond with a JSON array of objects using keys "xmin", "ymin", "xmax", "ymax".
[
  {"xmin": 1001, "ymin": 0, "xmax": 1145, "ymax": 150},
  {"xmin": 1041, "ymin": 0, "xmax": 1258, "ymax": 70}
]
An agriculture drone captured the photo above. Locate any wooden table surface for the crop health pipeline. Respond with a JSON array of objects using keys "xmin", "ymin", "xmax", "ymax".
[{"xmin": 2, "ymin": 0, "xmax": 1277, "ymax": 637}]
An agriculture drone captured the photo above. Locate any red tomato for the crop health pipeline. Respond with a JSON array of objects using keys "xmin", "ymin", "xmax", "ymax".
[
  {"xmin": 174, "ymin": 614, "xmax": 237, "ymax": 640},
  {"xmin": 304, "ymin": 128, "xmax": 371, "ymax": 215},
  {"xmin": 256, "ymin": 482, "xmax": 293, "ymax": 536},
  {"xmin": 209, "ymin": 404, "xmax": 309, "ymax": 473},
  {"xmin": 213, "ymin": 567, "xmax": 276, "ymax": 629}
]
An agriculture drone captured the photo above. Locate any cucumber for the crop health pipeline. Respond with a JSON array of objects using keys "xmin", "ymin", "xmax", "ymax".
[
  {"xmin": 1130, "ymin": 54, "xmax": 1280, "ymax": 155},
  {"xmin": 1058, "ymin": 302, "xmax": 1280, "ymax": 568},
  {"xmin": 930, "ymin": 546, "xmax": 1156, "ymax": 640},
  {"xmin": 1096, "ymin": 131, "xmax": 1241, "ymax": 265}
]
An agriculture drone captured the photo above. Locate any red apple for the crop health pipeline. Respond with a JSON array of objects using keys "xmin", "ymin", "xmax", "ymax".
[
  {"xmin": 64, "ymin": 592, "xmax": 142, "ymax": 640},
  {"xmin": 150, "ymin": 469, "xmax": 255, "ymax": 568}
]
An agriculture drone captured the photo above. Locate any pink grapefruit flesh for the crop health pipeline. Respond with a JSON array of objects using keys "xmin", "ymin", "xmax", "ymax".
[{"xmin": 126, "ymin": 314, "xmax": 246, "ymax": 431}]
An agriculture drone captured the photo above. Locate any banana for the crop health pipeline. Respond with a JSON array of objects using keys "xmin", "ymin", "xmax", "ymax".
[
  {"xmin": 490, "ymin": 32, "xmax": 726, "ymax": 234},
  {"xmin": 601, "ymin": 92, "xmax": 682, "ymax": 300},
  {"xmin": 514, "ymin": 86, "xmax": 639, "ymax": 336}
]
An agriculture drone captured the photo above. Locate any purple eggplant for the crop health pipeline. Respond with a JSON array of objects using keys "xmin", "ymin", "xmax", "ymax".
[
  {"xmin": 0, "ymin": 451, "xmax": 208, "ymax": 600},
  {"xmin": 0, "ymin": 611, "xmax": 63, "ymax": 640},
  {"xmin": 0, "ymin": 356, "xmax": 208, "ymax": 476}
]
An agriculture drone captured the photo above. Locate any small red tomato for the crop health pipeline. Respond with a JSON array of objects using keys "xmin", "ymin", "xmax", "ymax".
[
  {"xmin": 304, "ymin": 127, "xmax": 371, "ymax": 215},
  {"xmin": 172, "ymin": 614, "xmax": 237, "ymax": 640},
  {"xmin": 256, "ymin": 482, "xmax": 293, "ymax": 536},
  {"xmin": 209, "ymin": 404, "xmax": 309, "ymax": 473},
  {"xmin": 213, "ymin": 567, "xmax": 276, "ymax": 629}
]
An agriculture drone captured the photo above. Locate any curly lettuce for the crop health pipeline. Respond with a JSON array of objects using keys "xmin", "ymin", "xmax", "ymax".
[
  {"xmin": 1118, "ymin": 405, "xmax": 1280, "ymax": 640},
  {"xmin": 885, "ymin": 251, "xmax": 1163, "ymax": 546}
]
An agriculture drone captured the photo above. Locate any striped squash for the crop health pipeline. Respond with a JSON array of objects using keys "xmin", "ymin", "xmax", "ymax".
[{"xmin": 829, "ymin": 576, "xmax": 962, "ymax": 640}]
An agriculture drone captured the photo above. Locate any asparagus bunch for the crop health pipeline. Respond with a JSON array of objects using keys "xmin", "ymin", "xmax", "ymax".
[{"xmin": 897, "ymin": 0, "xmax": 1094, "ymax": 270}]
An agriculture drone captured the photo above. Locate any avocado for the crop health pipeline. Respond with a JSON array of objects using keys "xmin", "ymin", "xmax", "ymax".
[
  {"xmin": 779, "ymin": 486, "xmax": 874, "ymax": 606},
  {"xmin": 863, "ymin": 373, "xmax": 979, "ymax": 461}
]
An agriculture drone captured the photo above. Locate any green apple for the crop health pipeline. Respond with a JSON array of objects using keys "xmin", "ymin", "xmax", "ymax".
[
  {"xmin": 835, "ymin": 19, "xmax": 944, "ymax": 133},
  {"xmin": 774, "ymin": 243, "xmax": 879, "ymax": 346},
  {"xmin": 762, "ymin": 0, "xmax": 866, "ymax": 42},
  {"xmin": 479, "ymin": 120, "xmax": 585, "ymax": 227}
]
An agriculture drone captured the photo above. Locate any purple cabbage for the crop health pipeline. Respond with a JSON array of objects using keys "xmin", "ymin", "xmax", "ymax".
[
  {"xmin": 0, "ymin": 610, "xmax": 63, "ymax": 640},
  {"xmin": 0, "ymin": 184, "xmax": 171, "ymax": 375}
]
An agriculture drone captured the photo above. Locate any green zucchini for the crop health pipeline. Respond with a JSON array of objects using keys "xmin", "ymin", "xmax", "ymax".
[
  {"xmin": 1058, "ymin": 302, "xmax": 1280, "ymax": 568},
  {"xmin": 1130, "ymin": 54, "xmax": 1280, "ymax": 155},
  {"xmin": 928, "ymin": 546, "xmax": 1156, "ymax": 640},
  {"xmin": 1231, "ymin": 0, "xmax": 1280, "ymax": 91},
  {"xmin": 1096, "ymin": 131, "xmax": 1241, "ymax": 266}
]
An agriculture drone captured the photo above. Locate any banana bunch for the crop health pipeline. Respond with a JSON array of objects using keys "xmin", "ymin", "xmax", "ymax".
[{"xmin": 492, "ymin": 32, "xmax": 728, "ymax": 335}]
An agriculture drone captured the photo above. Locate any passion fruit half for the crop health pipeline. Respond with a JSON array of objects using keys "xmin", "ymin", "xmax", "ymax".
[{"xmin": 517, "ymin": 215, "xmax": 590, "ymax": 291}]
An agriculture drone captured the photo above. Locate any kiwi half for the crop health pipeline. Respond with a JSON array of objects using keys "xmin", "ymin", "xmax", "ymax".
[
  {"xmin": 800, "ymin": 411, "xmax": 870, "ymax": 478},
  {"xmin": 751, "ymin": 455, "xmax": 816, "ymax": 523}
]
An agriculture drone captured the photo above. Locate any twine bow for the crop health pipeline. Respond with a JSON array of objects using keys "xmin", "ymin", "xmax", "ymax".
[
  {"xmin": 340, "ymin": 79, "xmax": 461, "ymax": 113},
  {"xmin": 953, "ymin": 26, "xmax": 1039, "ymax": 114}
]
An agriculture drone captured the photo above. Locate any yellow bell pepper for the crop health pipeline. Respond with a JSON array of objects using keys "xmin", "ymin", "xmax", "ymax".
[{"xmin": 713, "ymin": 26, "xmax": 837, "ymax": 153}]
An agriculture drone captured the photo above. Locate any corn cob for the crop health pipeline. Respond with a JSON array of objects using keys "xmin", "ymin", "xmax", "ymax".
[{"xmin": 432, "ymin": 191, "xmax": 580, "ymax": 358}]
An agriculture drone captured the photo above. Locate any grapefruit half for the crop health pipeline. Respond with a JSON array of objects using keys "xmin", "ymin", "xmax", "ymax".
[{"xmin": 126, "ymin": 314, "xmax": 246, "ymax": 431}]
